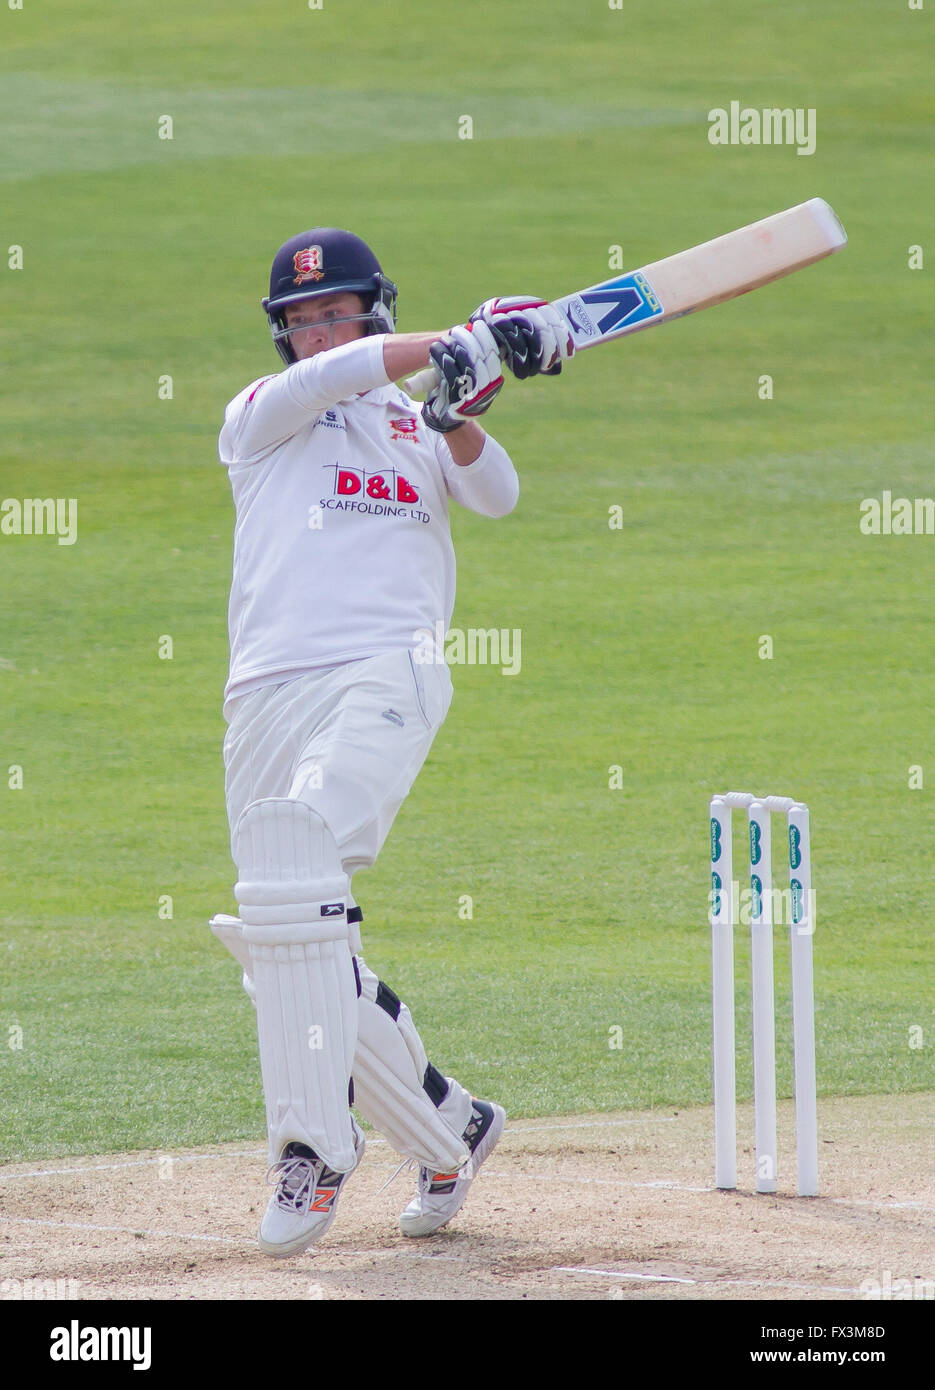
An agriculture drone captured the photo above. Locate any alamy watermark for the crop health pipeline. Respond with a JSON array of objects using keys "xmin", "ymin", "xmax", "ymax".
[
  {"xmin": 50, "ymin": 1322, "xmax": 151, "ymax": 1370},
  {"xmin": 860, "ymin": 1270, "xmax": 935, "ymax": 1301},
  {"xmin": 859, "ymin": 491, "xmax": 935, "ymax": 535},
  {"xmin": 413, "ymin": 622, "xmax": 521, "ymax": 676},
  {"xmin": 1, "ymin": 1278, "xmax": 80, "ymax": 1300},
  {"xmin": 1, "ymin": 498, "xmax": 78, "ymax": 546},
  {"xmin": 708, "ymin": 102, "xmax": 816, "ymax": 156},
  {"xmin": 709, "ymin": 877, "xmax": 816, "ymax": 932}
]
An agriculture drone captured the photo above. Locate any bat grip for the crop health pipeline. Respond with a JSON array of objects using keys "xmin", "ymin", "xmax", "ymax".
[{"xmin": 403, "ymin": 365, "xmax": 441, "ymax": 396}]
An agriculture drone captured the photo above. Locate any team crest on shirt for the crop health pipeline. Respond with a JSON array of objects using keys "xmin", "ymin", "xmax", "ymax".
[
  {"xmin": 390, "ymin": 416, "xmax": 419, "ymax": 442},
  {"xmin": 293, "ymin": 246, "xmax": 325, "ymax": 284}
]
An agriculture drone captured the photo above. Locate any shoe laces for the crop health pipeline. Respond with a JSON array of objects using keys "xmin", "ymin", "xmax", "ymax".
[
  {"xmin": 378, "ymin": 1157, "xmax": 456, "ymax": 1198},
  {"xmin": 378, "ymin": 1157, "xmax": 417, "ymax": 1196},
  {"xmin": 267, "ymin": 1149, "xmax": 320, "ymax": 1215},
  {"xmin": 380, "ymin": 1108, "xmax": 485, "ymax": 1198}
]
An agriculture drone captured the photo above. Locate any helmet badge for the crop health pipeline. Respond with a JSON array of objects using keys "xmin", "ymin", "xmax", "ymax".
[{"xmin": 293, "ymin": 246, "xmax": 325, "ymax": 285}]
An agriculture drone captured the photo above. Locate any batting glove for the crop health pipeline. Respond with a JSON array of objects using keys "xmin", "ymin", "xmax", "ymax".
[
  {"xmin": 469, "ymin": 296, "xmax": 574, "ymax": 379},
  {"xmin": 422, "ymin": 321, "xmax": 504, "ymax": 433}
]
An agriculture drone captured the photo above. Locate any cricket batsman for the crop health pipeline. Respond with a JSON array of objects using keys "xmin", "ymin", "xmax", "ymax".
[{"xmin": 209, "ymin": 227, "xmax": 572, "ymax": 1257}]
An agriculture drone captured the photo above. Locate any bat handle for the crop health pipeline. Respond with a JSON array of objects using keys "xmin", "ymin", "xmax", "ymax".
[{"xmin": 403, "ymin": 365, "xmax": 441, "ymax": 396}]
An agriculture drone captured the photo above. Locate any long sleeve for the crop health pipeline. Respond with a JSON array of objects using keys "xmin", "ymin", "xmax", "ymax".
[
  {"xmin": 220, "ymin": 335, "xmax": 391, "ymax": 465},
  {"xmin": 436, "ymin": 432, "xmax": 520, "ymax": 519},
  {"xmin": 220, "ymin": 370, "xmax": 521, "ymax": 700}
]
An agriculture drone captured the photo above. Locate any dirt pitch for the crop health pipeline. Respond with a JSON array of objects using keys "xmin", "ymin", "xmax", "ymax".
[{"xmin": 1, "ymin": 1094, "xmax": 932, "ymax": 1301}]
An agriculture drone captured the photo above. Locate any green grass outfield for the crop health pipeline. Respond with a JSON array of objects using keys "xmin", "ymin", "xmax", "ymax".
[{"xmin": 1, "ymin": 0, "xmax": 932, "ymax": 1160}]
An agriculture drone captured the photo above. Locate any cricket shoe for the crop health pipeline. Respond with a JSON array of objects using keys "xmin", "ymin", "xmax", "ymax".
[
  {"xmin": 399, "ymin": 1099, "xmax": 505, "ymax": 1237},
  {"xmin": 259, "ymin": 1118, "xmax": 365, "ymax": 1257}
]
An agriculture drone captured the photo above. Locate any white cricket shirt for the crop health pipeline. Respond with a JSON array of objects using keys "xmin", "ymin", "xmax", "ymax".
[{"xmin": 219, "ymin": 334, "xmax": 519, "ymax": 709}]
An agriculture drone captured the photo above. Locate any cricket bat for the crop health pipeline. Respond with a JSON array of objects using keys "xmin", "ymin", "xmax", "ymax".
[{"xmin": 404, "ymin": 197, "xmax": 846, "ymax": 395}]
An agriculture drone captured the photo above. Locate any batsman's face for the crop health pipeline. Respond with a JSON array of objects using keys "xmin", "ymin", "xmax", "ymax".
[{"xmin": 284, "ymin": 292, "xmax": 369, "ymax": 358}]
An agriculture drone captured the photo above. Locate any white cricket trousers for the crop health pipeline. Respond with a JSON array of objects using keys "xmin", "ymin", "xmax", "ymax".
[
  {"xmin": 222, "ymin": 647, "xmax": 475, "ymax": 1162},
  {"xmin": 223, "ymin": 648, "xmax": 453, "ymax": 876}
]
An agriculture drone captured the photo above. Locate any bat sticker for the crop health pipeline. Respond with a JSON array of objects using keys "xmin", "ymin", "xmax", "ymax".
[{"xmin": 570, "ymin": 272, "xmax": 664, "ymax": 338}]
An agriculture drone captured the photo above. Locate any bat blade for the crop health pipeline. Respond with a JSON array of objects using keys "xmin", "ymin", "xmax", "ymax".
[
  {"xmin": 561, "ymin": 197, "xmax": 846, "ymax": 351},
  {"xmin": 403, "ymin": 198, "xmax": 846, "ymax": 395}
]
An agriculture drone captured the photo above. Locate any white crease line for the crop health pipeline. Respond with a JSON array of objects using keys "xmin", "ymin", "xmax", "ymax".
[
  {"xmin": 4, "ymin": 1160, "xmax": 931, "ymax": 1215},
  {"xmin": 0, "ymin": 1118, "xmax": 675, "ymax": 1183},
  {"xmin": 1, "ymin": 1218, "xmax": 503, "ymax": 1264},
  {"xmin": 0, "ymin": 1219, "xmax": 459, "ymax": 1260},
  {"xmin": 492, "ymin": 1173, "xmax": 935, "ymax": 1210},
  {"xmin": 3, "ymin": 1157, "xmax": 931, "ymax": 1219},
  {"xmin": 0, "ymin": 1150, "xmax": 267, "ymax": 1180},
  {"xmin": 483, "ymin": 1171, "xmax": 711, "ymax": 1193},
  {"xmin": 5, "ymin": 1128, "xmax": 930, "ymax": 1217},
  {"xmin": 498, "ymin": 1118, "xmax": 678, "ymax": 1134},
  {"xmin": 558, "ymin": 1266, "xmax": 697, "ymax": 1285},
  {"xmin": 0, "ymin": 1217, "xmax": 243, "ymax": 1244},
  {"xmin": 555, "ymin": 1267, "xmax": 863, "ymax": 1295}
]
